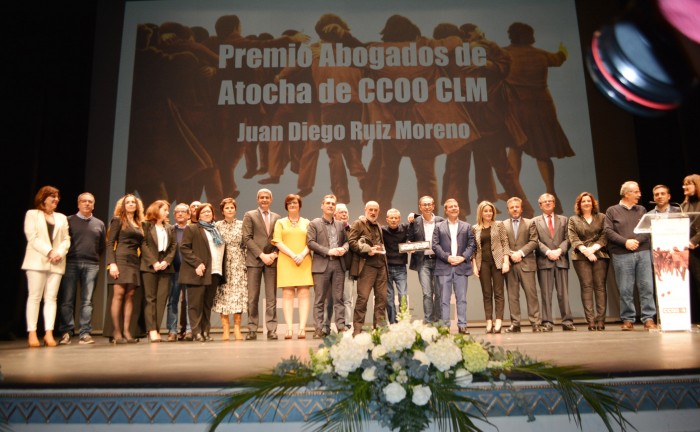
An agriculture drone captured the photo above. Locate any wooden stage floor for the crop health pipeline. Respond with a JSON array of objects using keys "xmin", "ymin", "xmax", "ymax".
[{"xmin": 2, "ymin": 323, "xmax": 700, "ymax": 389}]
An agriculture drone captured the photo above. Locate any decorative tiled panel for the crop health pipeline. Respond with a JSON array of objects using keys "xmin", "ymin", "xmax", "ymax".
[{"xmin": 1, "ymin": 376, "xmax": 699, "ymax": 425}]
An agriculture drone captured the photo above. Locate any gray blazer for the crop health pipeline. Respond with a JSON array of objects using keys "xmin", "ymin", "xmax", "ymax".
[
  {"xmin": 503, "ymin": 217, "xmax": 538, "ymax": 272},
  {"xmin": 534, "ymin": 213, "xmax": 570, "ymax": 270},
  {"xmin": 307, "ymin": 217, "xmax": 349, "ymax": 273},
  {"xmin": 242, "ymin": 208, "xmax": 280, "ymax": 268}
]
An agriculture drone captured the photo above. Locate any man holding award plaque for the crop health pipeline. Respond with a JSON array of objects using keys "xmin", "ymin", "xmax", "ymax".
[
  {"xmin": 408, "ymin": 196, "xmax": 445, "ymax": 324},
  {"xmin": 348, "ymin": 201, "xmax": 388, "ymax": 335}
]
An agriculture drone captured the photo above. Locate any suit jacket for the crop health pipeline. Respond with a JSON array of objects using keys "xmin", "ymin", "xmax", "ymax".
[
  {"xmin": 534, "ymin": 213, "xmax": 570, "ymax": 269},
  {"xmin": 21, "ymin": 209, "xmax": 71, "ymax": 274},
  {"xmin": 307, "ymin": 216, "xmax": 349, "ymax": 273},
  {"xmin": 178, "ymin": 224, "xmax": 215, "ymax": 286},
  {"xmin": 242, "ymin": 208, "xmax": 281, "ymax": 268},
  {"xmin": 139, "ymin": 221, "xmax": 177, "ymax": 273},
  {"xmin": 567, "ymin": 214, "xmax": 610, "ymax": 261},
  {"xmin": 407, "ymin": 214, "xmax": 445, "ymax": 271},
  {"xmin": 503, "ymin": 217, "xmax": 538, "ymax": 272},
  {"xmin": 348, "ymin": 218, "xmax": 387, "ymax": 277},
  {"xmin": 472, "ymin": 221, "xmax": 510, "ymax": 271},
  {"xmin": 431, "ymin": 219, "xmax": 475, "ymax": 276}
]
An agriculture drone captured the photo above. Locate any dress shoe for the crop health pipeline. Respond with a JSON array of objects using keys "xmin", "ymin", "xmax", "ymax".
[
  {"xmin": 621, "ymin": 321, "xmax": 634, "ymax": 331},
  {"xmin": 596, "ymin": 321, "xmax": 606, "ymax": 331},
  {"xmin": 322, "ymin": 328, "xmax": 331, "ymax": 337},
  {"xmin": 644, "ymin": 320, "xmax": 658, "ymax": 330},
  {"xmin": 194, "ymin": 334, "xmax": 206, "ymax": 342},
  {"xmin": 587, "ymin": 322, "xmax": 596, "ymax": 331},
  {"xmin": 562, "ymin": 323, "xmax": 577, "ymax": 331},
  {"xmin": 313, "ymin": 329, "xmax": 325, "ymax": 339},
  {"xmin": 183, "ymin": 332, "xmax": 194, "ymax": 341},
  {"xmin": 203, "ymin": 333, "xmax": 214, "ymax": 341},
  {"xmin": 531, "ymin": 324, "xmax": 544, "ymax": 333},
  {"xmin": 258, "ymin": 176, "xmax": 280, "ymax": 185},
  {"xmin": 267, "ymin": 332, "xmax": 278, "ymax": 340},
  {"xmin": 245, "ymin": 331, "xmax": 257, "ymax": 340},
  {"xmin": 458, "ymin": 327, "xmax": 470, "ymax": 335},
  {"xmin": 167, "ymin": 333, "xmax": 178, "ymax": 342},
  {"xmin": 541, "ymin": 322, "xmax": 554, "ymax": 332},
  {"xmin": 504, "ymin": 324, "xmax": 521, "ymax": 333}
]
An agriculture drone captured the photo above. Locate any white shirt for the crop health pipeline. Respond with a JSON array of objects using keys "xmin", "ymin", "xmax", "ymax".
[
  {"xmin": 423, "ymin": 216, "xmax": 436, "ymax": 257},
  {"xmin": 448, "ymin": 220, "xmax": 459, "ymax": 256}
]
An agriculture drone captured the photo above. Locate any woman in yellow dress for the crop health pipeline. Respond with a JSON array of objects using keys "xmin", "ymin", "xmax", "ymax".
[{"xmin": 272, "ymin": 194, "xmax": 313, "ymax": 339}]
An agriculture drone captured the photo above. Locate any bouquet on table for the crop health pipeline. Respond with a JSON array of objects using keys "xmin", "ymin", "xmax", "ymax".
[{"xmin": 210, "ymin": 305, "xmax": 632, "ymax": 432}]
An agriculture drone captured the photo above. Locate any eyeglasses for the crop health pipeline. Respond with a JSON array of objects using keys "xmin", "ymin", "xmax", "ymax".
[{"xmin": 539, "ymin": 200, "xmax": 555, "ymax": 204}]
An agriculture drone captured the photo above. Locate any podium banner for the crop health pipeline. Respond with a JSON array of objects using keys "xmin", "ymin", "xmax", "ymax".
[{"xmin": 651, "ymin": 217, "xmax": 691, "ymax": 331}]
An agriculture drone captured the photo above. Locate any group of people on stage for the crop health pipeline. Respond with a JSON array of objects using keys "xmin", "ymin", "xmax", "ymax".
[{"xmin": 21, "ymin": 174, "xmax": 700, "ymax": 347}]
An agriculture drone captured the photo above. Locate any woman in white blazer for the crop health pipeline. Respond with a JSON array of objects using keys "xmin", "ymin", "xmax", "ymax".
[{"xmin": 21, "ymin": 186, "xmax": 70, "ymax": 347}]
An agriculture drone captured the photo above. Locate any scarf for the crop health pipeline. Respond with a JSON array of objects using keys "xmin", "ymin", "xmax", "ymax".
[{"xmin": 198, "ymin": 220, "xmax": 224, "ymax": 246}]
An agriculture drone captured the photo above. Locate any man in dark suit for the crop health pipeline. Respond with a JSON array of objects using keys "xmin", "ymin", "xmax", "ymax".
[
  {"xmin": 431, "ymin": 199, "xmax": 475, "ymax": 334},
  {"xmin": 242, "ymin": 188, "xmax": 281, "ymax": 340},
  {"xmin": 503, "ymin": 196, "xmax": 543, "ymax": 333},
  {"xmin": 534, "ymin": 193, "xmax": 574, "ymax": 332},
  {"xmin": 408, "ymin": 196, "xmax": 445, "ymax": 324},
  {"xmin": 348, "ymin": 201, "xmax": 388, "ymax": 335},
  {"xmin": 307, "ymin": 194, "xmax": 349, "ymax": 338}
]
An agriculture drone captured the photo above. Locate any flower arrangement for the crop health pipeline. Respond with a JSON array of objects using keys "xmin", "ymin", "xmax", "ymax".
[{"xmin": 210, "ymin": 305, "xmax": 632, "ymax": 432}]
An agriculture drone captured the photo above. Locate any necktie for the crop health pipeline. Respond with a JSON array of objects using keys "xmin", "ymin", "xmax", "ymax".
[
  {"xmin": 512, "ymin": 219, "xmax": 519, "ymax": 234},
  {"xmin": 263, "ymin": 211, "xmax": 270, "ymax": 235},
  {"xmin": 547, "ymin": 215, "xmax": 554, "ymax": 237}
]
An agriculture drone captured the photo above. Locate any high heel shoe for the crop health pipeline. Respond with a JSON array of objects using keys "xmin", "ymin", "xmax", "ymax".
[
  {"xmin": 28, "ymin": 331, "xmax": 41, "ymax": 348},
  {"xmin": 285, "ymin": 330, "xmax": 293, "ymax": 340},
  {"xmin": 494, "ymin": 319, "xmax": 502, "ymax": 334},
  {"xmin": 485, "ymin": 320, "xmax": 493, "ymax": 334},
  {"xmin": 44, "ymin": 332, "xmax": 57, "ymax": 347},
  {"xmin": 298, "ymin": 328, "xmax": 306, "ymax": 340},
  {"xmin": 149, "ymin": 331, "xmax": 162, "ymax": 343}
]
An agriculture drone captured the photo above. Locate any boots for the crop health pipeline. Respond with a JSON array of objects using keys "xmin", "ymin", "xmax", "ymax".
[
  {"xmin": 221, "ymin": 314, "xmax": 230, "ymax": 341},
  {"xmin": 233, "ymin": 313, "xmax": 243, "ymax": 340},
  {"xmin": 28, "ymin": 331, "xmax": 40, "ymax": 348}
]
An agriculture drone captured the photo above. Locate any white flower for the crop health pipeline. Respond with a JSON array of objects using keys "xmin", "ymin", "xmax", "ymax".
[
  {"xmin": 454, "ymin": 368, "xmax": 474, "ymax": 387},
  {"xmin": 372, "ymin": 344, "xmax": 387, "ymax": 360},
  {"xmin": 411, "ymin": 385, "xmax": 432, "ymax": 406},
  {"xmin": 412, "ymin": 349, "xmax": 431, "ymax": 366},
  {"xmin": 362, "ymin": 366, "xmax": 377, "ymax": 382},
  {"xmin": 425, "ymin": 336, "xmax": 463, "ymax": 371},
  {"xmin": 330, "ymin": 335, "xmax": 370, "ymax": 377},
  {"xmin": 380, "ymin": 321, "xmax": 416, "ymax": 352},
  {"xmin": 383, "ymin": 382, "xmax": 406, "ymax": 403},
  {"xmin": 353, "ymin": 332, "xmax": 375, "ymax": 351},
  {"xmin": 396, "ymin": 370, "xmax": 408, "ymax": 384},
  {"xmin": 419, "ymin": 326, "xmax": 440, "ymax": 343}
]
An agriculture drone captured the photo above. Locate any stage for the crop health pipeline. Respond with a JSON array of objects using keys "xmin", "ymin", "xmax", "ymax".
[{"xmin": 2, "ymin": 323, "xmax": 700, "ymax": 431}]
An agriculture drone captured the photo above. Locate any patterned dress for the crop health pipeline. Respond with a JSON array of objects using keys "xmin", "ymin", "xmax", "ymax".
[{"xmin": 213, "ymin": 219, "xmax": 247, "ymax": 314}]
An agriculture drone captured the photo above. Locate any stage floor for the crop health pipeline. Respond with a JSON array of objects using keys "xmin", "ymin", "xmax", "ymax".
[{"xmin": 2, "ymin": 323, "xmax": 700, "ymax": 389}]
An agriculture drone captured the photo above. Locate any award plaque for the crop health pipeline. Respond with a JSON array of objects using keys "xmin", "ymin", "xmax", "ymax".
[{"xmin": 398, "ymin": 241, "xmax": 431, "ymax": 253}]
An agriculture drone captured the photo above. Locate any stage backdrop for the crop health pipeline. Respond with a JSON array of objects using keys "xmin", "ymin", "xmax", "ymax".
[{"xmin": 109, "ymin": 0, "xmax": 604, "ymax": 326}]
